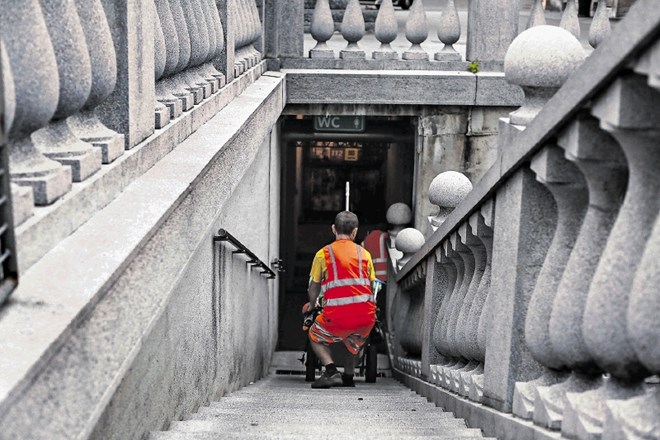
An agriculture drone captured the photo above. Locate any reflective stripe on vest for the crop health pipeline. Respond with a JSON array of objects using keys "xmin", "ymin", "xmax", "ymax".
[
  {"xmin": 325, "ymin": 293, "xmax": 374, "ymax": 307},
  {"xmin": 321, "ymin": 242, "xmax": 373, "ymax": 304}
]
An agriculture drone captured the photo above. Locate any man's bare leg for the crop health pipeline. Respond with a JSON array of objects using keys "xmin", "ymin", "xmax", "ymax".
[{"xmin": 309, "ymin": 339, "xmax": 334, "ymax": 366}]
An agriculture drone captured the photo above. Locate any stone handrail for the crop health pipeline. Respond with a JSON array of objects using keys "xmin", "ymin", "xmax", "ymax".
[
  {"xmin": 391, "ymin": 1, "xmax": 660, "ymax": 438},
  {"xmin": 299, "ymin": 0, "xmax": 613, "ymax": 70}
]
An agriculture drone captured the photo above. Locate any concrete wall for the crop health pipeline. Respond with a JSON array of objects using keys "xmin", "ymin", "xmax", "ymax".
[{"xmin": 0, "ymin": 72, "xmax": 285, "ymax": 440}]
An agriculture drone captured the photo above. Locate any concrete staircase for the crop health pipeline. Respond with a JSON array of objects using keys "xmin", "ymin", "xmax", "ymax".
[{"xmin": 148, "ymin": 375, "xmax": 493, "ymax": 440}]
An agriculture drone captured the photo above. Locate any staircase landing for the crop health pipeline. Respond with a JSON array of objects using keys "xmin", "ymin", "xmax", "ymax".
[{"xmin": 148, "ymin": 375, "xmax": 493, "ymax": 440}]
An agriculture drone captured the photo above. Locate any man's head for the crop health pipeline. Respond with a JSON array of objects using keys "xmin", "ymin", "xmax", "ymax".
[{"xmin": 332, "ymin": 211, "xmax": 359, "ymax": 239}]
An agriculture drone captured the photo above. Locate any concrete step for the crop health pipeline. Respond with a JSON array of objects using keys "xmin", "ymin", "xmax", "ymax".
[
  {"xmin": 149, "ymin": 433, "xmax": 491, "ymax": 440},
  {"xmin": 149, "ymin": 375, "xmax": 488, "ymax": 440},
  {"xmin": 170, "ymin": 419, "xmax": 472, "ymax": 433}
]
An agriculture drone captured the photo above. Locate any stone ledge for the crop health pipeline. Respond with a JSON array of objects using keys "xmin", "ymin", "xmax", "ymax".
[
  {"xmin": 15, "ymin": 62, "xmax": 268, "ymax": 274},
  {"xmin": 394, "ymin": 369, "xmax": 562, "ymax": 440},
  {"xmin": 280, "ymin": 59, "xmax": 505, "ymax": 72},
  {"xmin": 0, "ymin": 73, "xmax": 285, "ymax": 438},
  {"xmin": 283, "ymin": 69, "xmax": 522, "ymax": 107}
]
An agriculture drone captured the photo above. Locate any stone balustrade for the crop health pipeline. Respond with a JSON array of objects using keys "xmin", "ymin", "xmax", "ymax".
[
  {"xmin": 390, "ymin": 1, "xmax": 660, "ymax": 438},
  {"xmin": 0, "ymin": 0, "xmax": 265, "ymax": 232},
  {"xmin": 304, "ymin": 0, "xmax": 612, "ymax": 68}
]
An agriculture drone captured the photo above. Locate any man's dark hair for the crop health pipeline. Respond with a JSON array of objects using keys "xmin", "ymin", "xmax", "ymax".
[{"xmin": 334, "ymin": 211, "xmax": 359, "ymax": 235}]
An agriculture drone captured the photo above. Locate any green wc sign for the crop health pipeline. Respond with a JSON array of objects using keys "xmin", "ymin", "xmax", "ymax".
[{"xmin": 314, "ymin": 115, "xmax": 366, "ymax": 132}]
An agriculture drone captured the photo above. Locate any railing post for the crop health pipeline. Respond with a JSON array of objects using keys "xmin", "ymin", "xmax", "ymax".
[
  {"xmin": 466, "ymin": 0, "xmax": 520, "ymax": 63},
  {"xmin": 268, "ymin": 0, "xmax": 304, "ymax": 59},
  {"xmin": 482, "ymin": 166, "xmax": 556, "ymax": 413},
  {"xmin": 98, "ymin": 0, "xmax": 155, "ymax": 149},
  {"xmin": 215, "ymin": 0, "xmax": 236, "ymax": 83}
]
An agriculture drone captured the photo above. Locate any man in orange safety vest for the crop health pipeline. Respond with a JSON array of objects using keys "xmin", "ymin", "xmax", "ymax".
[
  {"xmin": 361, "ymin": 225, "xmax": 389, "ymax": 282},
  {"xmin": 305, "ymin": 211, "xmax": 377, "ymax": 388}
]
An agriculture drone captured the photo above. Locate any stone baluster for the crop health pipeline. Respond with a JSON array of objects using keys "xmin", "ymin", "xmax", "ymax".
[
  {"xmin": 504, "ymin": 25, "xmax": 585, "ymax": 126},
  {"xmin": 154, "ymin": 0, "xmax": 184, "ymax": 119},
  {"xmin": 427, "ymin": 171, "xmax": 473, "ymax": 232},
  {"xmin": 163, "ymin": 0, "xmax": 201, "ymax": 109},
  {"xmin": 453, "ymin": 221, "xmax": 487, "ymax": 397},
  {"xmin": 0, "ymin": 0, "xmax": 73, "ymax": 206},
  {"xmin": 340, "ymin": 0, "xmax": 366, "ymax": 60},
  {"xmin": 560, "ymin": 0, "xmax": 581, "ymax": 40},
  {"xmin": 511, "ymin": 145, "xmax": 589, "ymax": 421},
  {"xmin": 64, "ymin": 0, "xmax": 124, "ymax": 165},
  {"xmin": 386, "ymin": 202, "xmax": 412, "ymax": 249},
  {"xmin": 215, "ymin": 0, "xmax": 236, "ymax": 84},
  {"xmin": 433, "ymin": 239, "xmax": 466, "ymax": 389},
  {"xmin": 248, "ymin": 0, "xmax": 263, "ymax": 63},
  {"xmin": 469, "ymin": 200, "xmax": 494, "ymax": 403},
  {"xmin": 32, "ymin": 0, "xmax": 103, "ymax": 184},
  {"xmin": 429, "ymin": 244, "xmax": 457, "ymax": 385},
  {"xmin": 2, "ymin": 41, "xmax": 35, "ymax": 226},
  {"xmin": 194, "ymin": 0, "xmax": 221, "ymax": 93},
  {"xmin": 589, "ymin": 0, "xmax": 611, "ymax": 49},
  {"xmin": 373, "ymin": 0, "xmax": 398, "ymax": 60},
  {"xmin": 181, "ymin": 0, "xmax": 213, "ymax": 101},
  {"xmin": 310, "ymin": 0, "xmax": 335, "ymax": 59},
  {"xmin": 523, "ymin": 116, "xmax": 627, "ymax": 432},
  {"xmin": 434, "ymin": 0, "xmax": 461, "ymax": 61},
  {"xmin": 527, "ymin": 0, "xmax": 546, "ymax": 29},
  {"xmin": 443, "ymin": 231, "xmax": 476, "ymax": 393},
  {"xmin": 189, "ymin": 0, "xmax": 222, "ymax": 93},
  {"xmin": 399, "ymin": 269, "xmax": 426, "ymax": 359},
  {"xmin": 403, "ymin": 0, "xmax": 429, "ymax": 61},
  {"xmin": 205, "ymin": 0, "xmax": 227, "ymax": 88},
  {"xmin": 154, "ymin": 1, "xmax": 170, "ymax": 129},
  {"xmin": 233, "ymin": 0, "xmax": 249, "ymax": 72},
  {"xmin": 600, "ymin": 45, "xmax": 660, "ymax": 439},
  {"xmin": 563, "ymin": 73, "xmax": 660, "ymax": 440},
  {"xmin": 395, "ymin": 227, "xmax": 425, "ymax": 269}
]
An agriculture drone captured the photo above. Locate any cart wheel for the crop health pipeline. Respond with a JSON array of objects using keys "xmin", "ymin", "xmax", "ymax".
[
  {"xmin": 305, "ymin": 348, "xmax": 317, "ymax": 382},
  {"xmin": 365, "ymin": 342, "xmax": 377, "ymax": 383}
]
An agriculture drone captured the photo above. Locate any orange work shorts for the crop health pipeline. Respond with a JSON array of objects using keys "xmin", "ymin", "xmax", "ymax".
[{"xmin": 308, "ymin": 310, "xmax": 376, "ymax": 355}]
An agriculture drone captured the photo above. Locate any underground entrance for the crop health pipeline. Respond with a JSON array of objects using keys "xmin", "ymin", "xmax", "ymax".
[{"xmin": 277, "ymin": 114, "xmax": 415, "ymax": 351}]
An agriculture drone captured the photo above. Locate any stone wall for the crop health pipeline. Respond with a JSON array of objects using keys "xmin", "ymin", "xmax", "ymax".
[{"xmin": 0, "ymin": 72, "xmax": 284, "ymax": 440}]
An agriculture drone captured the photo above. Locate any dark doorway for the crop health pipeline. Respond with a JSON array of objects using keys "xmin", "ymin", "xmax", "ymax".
[{"xmin": 277, "ymin": 115, "xmax": 415, "ymax": 351}]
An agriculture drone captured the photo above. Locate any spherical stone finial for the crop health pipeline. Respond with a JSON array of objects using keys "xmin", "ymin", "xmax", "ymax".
[
  {"xmin": 505, "ymin": 25, "xmax": 585, "ymax": 89},
  {"xmin": 395, "ymin": 227, "xmax": 425, "ymax": 268},
  {"xmin": 428, "ymin": 171, "xmax": 472, "ymax": 208},
  {"xmin": 428, "ymin": 171, "xmax": 472, "ymax": 231},
  {"xmin": 504, "ymin": 25, "xmax": 585, "ymax": 125},
  {"xmin": 386, "ymin": 202, "xmax": 412, "ymax": 226}
]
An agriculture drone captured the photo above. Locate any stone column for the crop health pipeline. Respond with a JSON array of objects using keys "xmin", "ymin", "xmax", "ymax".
[
  {"xmin": 466, "ymin": 0, "xmax": 520, "ymax": 63},
  {"xmin": 482, "ymin": 166, "xmax": 556, "ymax": 413},
  {"xmin": 98, "ymin": 0, "xmax": 155, "ymax": 149},
  {"xmin": 270, "ymin": 0, "xmax": 303, "ymax": 59},
  {"xmin": 414, "ymin": 109, "xmax": 468, "ymax": 235},
  {"xmin": 216, "ymin": 0, "xmax": 236, "ymax": 83},
  {"xmin": 427, "ymin": 170, "xmax": 472, "ymax": 233},
  {"xmin": 421, "ymin": 253, "xmax": 447, "ymax": 379}
]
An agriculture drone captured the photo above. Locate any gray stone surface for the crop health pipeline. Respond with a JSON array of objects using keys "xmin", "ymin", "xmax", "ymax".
[
  {"xmin": 98, "ymin": 0, "xmax": 155, "ymax": 149},
  {"xmin": 309, "ymin": 0, "xmax": 335, "ymax": 58},
  {"xmin": 466, "ymin": 0, "xmax": 520, "ymax": 62},
  {"xmin": 428, "ymin": 171, "xmax": 472, "ymax": 221},
  {"xmin": 150, "ymin": 375, "xmax": 488, "ymax": 439},
  {"xmin": 373, "ymin": 0, "xmax": 398, "ymax": 60},
  {"xmin": 435, "ymin": 0, "xmax": 461, "ymax": 61},
  {"xmin": 583, "ymin": 73, "xmax": 659, "ymax": 381},
  {"xmin": 589, "ymin": 0, "xmax": 611, "ymax": 48},
  {"xmin": 0, "ymin": 72, "xmax": 283, "ymax": 440},
  {"xmin": 395, "ymin": 227, "xmax": 425, "ymax": 267},
  {"xmin": 482, "ymin": 167, "xmax": 555, "ymax": 413},
  {"xmin": 340, "ymin": 0, "xmax": 366, "ymax": 59}
]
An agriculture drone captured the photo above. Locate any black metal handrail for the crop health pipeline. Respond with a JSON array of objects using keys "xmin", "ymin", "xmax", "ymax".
[{"xmin": 213, "ymin": 229, "xmax": 276, "ymax": 279}]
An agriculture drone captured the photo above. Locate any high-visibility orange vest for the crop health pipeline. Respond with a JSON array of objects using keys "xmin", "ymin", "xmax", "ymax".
[
  {"xmin": 362, "ymin": 230, "xmax": 389, "ymax": 281},
  {"xmin": 321, "ymin": 240, "xmax": 376, "ymax": 320}
]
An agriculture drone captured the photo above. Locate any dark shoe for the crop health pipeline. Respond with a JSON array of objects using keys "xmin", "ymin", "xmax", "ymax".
[
  {"xmin": 341, "ymin": 373, "xmax": 355, "ymax": 387},
  {"xmin": 311, "ymin": 371, "xmax": 342, "ymax": 389}
]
